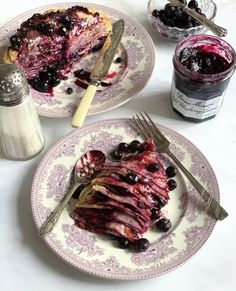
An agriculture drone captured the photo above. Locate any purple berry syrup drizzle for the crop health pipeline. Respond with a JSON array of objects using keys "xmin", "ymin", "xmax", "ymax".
[
  {"xmin": 71, "ymin": 139, "xmax": 177, "ymax": 252},
  {"xmin": 73, "ymin": 58, "xmax": 122, "ymax": 90},
  {"xmin": 10, "ymin": 6, "xmax": 109, "ymax": 93}
]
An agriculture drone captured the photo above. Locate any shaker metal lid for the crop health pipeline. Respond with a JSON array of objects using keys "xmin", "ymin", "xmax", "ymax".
[{"xmin": 0, "ymin": 64, "xmax": 29, "ymax": 105}]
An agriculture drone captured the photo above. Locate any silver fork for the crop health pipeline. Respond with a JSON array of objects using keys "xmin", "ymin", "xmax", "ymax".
[{"xmin": 133, "ymin": 111, "xmax": 228, "ymax": 221}]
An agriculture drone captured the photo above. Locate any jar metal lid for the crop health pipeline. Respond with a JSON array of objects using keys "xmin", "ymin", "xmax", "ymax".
[{"xmin": 0, "ymin": 64, "xmax": 29, "ymax": 106}]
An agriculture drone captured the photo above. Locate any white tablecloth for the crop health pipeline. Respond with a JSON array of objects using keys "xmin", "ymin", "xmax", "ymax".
[{"xmin": 0, "ymin": 1, "xmax": 235, "ymax": 290}]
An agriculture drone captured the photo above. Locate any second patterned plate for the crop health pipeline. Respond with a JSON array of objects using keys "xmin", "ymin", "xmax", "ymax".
[{"xmin": 31, "ymin": 118, "xmax": 218, "ymax": 280}]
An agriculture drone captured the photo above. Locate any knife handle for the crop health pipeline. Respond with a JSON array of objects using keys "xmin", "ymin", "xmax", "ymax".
[{"xmin": 71, "ymin": 83, "xmax": 98, "ymax": 128}]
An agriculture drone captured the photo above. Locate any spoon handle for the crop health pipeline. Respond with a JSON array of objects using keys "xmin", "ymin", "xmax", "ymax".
[
  {"xmin": 38, "ymin": 181, "xmax": 81, "ymax": 237},
  {"xmin": 168, "ymin": 0, "xmax": 227, "ymax": 37}
]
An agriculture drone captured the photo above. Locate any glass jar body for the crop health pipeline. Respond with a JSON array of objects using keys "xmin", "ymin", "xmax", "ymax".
[
  {"xmin": 0, "ymin": 93, "xmax": 44, "ymax": 160},
  {"xmin": 171, "ymin": 35, "xmax": 236, "ymax": 122}
]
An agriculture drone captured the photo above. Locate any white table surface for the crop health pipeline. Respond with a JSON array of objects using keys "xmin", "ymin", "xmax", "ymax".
[{"xmin": 0, "ymin": 0, "xmax": 235, "ymax": 290}]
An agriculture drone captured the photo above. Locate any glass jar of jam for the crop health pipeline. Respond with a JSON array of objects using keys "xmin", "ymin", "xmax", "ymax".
[{"xmin": 171, "ymin": 35, "xmax": 236, "ymax": 122}]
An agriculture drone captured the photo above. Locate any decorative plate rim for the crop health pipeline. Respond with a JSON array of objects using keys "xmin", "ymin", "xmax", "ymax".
[{"xmin": 31, "ymin": 118, "xmax": 218, "ymax": 280}]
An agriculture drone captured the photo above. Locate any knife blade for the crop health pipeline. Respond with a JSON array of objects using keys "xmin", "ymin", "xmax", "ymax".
[{"xmin": 71, "ymin": 19, "xmax": 125, "ymax": 128}]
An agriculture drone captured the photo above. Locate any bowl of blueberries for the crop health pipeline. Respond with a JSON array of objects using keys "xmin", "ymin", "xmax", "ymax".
[{"xmin": 147, "ymin": 0, "xmax": 217, "ymax": 41}]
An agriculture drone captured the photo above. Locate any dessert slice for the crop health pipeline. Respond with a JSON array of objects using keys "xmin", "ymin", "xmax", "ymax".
[
  {"xmin": 71, "ymin": 139, "xmax": 177, "ymax": 252},
  {"xmin": 4, "ymin": 5, "xmax": 112, "ymax": 93}
]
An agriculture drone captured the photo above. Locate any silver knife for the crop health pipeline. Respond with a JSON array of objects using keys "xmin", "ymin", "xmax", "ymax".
[{"xmin": 71, "ymin": 19, "xmax": 125, "ymax": 128}]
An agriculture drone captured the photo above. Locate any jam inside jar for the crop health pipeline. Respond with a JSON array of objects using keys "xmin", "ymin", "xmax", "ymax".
[{"xmin": 171, "ymin": 35, "xmax": 236, "ymax": 122}]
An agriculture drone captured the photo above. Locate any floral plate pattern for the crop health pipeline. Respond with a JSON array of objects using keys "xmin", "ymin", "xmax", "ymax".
[
  {"xmin": 31, "ymin": 118, "xmax": 219, "ymax": 280},
  {"xmin": 0, "ymin": 2, "xmax": 155, "ymax": 118}
]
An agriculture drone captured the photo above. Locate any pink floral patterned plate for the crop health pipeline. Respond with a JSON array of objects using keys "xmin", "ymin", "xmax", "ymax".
[
  {"xmin": 0, "ymin": 2, "xmax": 155, "ymax": 118},
  {"xmin": 31, "ymin": 118, "xmax": 218, "ymax": 280}
]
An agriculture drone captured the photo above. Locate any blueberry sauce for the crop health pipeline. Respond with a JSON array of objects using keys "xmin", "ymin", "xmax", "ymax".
[
  {"xmin": 171, "ymin": 35, "xmax": 236, "ymax": 122},
  {"xmin": 74, "ymin": 69, "xmax": 91, "ymax": 89},
  {"xmin": 179, "ymin": 47, "xmax": 231, "ymax": 74},
  {"xmin": 10, "ymin": 6, "xmax": 108, "ymax": 94},
  {"xmin": 74, "ymin": 69, "xmax": 116, "ymax": 89}
]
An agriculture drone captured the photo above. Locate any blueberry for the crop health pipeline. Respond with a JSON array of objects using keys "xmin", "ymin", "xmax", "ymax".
[
  {"xmin": 133, "ymin": 238, "xmax": 150, "ymax": 252},
  {"xmin": 58, "ymin": 26, "xmax": 68, "ymax": 36},
  {"xmin": 92, "ymin": 43, "xmax": 103, "ymax": 52},
  {"xmin": 65, "ymin": 21, "xmax": 75, "ymax": 30},
  {"xmin": 191, "ymin": 19, "xmax": 200, "ymax": 27},
  {"xmin": 32, "ymin": 13, "xmax": 44, "ymax": 19},
  {"xmin": 156, "ymin": 218, "xmax": 172, "ymax": 232},
  {"xmin": 115, "ymin": 57, "xmax": 123, "ymax": 63},
  {"xmin": 60, "ymin": 15, "xmax": 75, "ymax": 30},
  {"xmin": 151, "ymin": 208, "xmax": 161, "ymax": 220},
  {"xmin": 165, "ymin": 18, "xmax": 175, "ymax": 27},
  {"xmin": 70, "ymin": 5, "xmax": 89, "ymax": 14},
  {"xmin": 18, "ymin": 29, "xmax": 27, "ymax": 38},
  {"xmin": 60, "ymin": 14, "xmax": 73, "ymax": 24},
  {"xmin": 159, "ymin": 9, "xmax": 166, "ymax": 18},
  {"xmin": 174, "ymin": 10, "xmax": 184, "ymax": 19},
  {"xmin": 111, "ymin": 149, "xmax": 123, "ymax": 160},
  {"xmin": 37, "ymin": 23, "xmax": 54, "ymax": 36},
  {"xmin": 129, "ymin": 140, "xmax": 142, "ymax": 152},
  {"xmin": 74, "ymin": 69, "xmax": 90, "ymax": 81},
  {"xmin": 164, "ymin": 4, "xmax": 176, "ymax": 17},
  {"xmin": 152, "ymin": 9, "xmax": 159, "ymax": 18},
  {"xmin": 115, "ymin": 186, "xmax": 131, "ymax": 196},
  {"xmin": 95, "ymin": 191, "xmax": 108, "ymax": 201},
  {"xmin": 43, "ymin": 24, "xmax": 54, "ymax": 36},
  {"xmin": 168, "ymin": 179, "xmax": 177, "ymax": 191},
  {"xmin": 125, "ymin": 173, "xmax": 139, "ymax": 185},
  {"xmin": 72, "ymin": 184, "xmax": 85, "ymax": 199},
  {"xmin": 195, "ymin": 7, "xmax": 202, "ymax": 14},
  {"xmin": 185, "ymin": 21, "xmax": 194, "ymax": 29},
  {"xmin": 117, "ymin": 237, "xmax": 130, "ymax": 249},
  {"xmin": 66, "ymin": 87, "xmax": 73, "ymax": 94},
  {"xmin": 100, "ymin": 81, "xmax": 111, "ymax": 87},
  {"xmin": 49, "ymin": 75, "xmax": 61, "ymax": 87},
  {"xmin": 155, "ymin": 196, "xmax": 167, "ymax": 208},
  {"xmin": 10, "ymin": 35, "xmax": 21, "ymax": 50},
  {"xmin": 205, "ymin": 57, "xmax": 212, "ymax": 67},
  {"xmin": 39, "ymin": 71, "xmax": 52, "ymax": 81},
  {"xmin": 146, "ymin": 163, "xmax": 160, "ymax": 172},
  {"xmin": 30, "ymin": 78, "xmax": 50, "ymax": 93},
  {"xmin": 175, "ymin": 19, "xmax": 187, "ymax": 28},
  {"xmin": 165, "ymin": 166, "xmax": 177, "ymax": 178},
  {"xmin": 160, "ymin": 15, "xmax": 168, "ymax": 25},
  {"xmin": 117, "ymin": 142, "xmax": 129, "ymax": 152},
  {"xmin": 188, "ymin": 0, "xmax": 198, "ymax": 9},
  {"xmin": 47, "ymin": 64, "xmax": 61, "ymax": 75}
]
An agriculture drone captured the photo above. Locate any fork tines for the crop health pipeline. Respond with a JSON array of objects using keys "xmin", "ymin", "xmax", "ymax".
[{"xmin": 133, "ymin": 111, "xmax": 169, "ymax": 146}]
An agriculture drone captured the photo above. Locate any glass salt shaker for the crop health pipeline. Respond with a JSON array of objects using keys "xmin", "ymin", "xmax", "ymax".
[{"xmin": 0, "ymin": 64, "xmax": 44, "ymax": 160}]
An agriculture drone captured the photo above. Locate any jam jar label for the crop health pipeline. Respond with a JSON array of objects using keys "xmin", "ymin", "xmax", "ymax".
[{"xmin": 171, "ymin": 81, "xmax": 225, "ymax": 119}]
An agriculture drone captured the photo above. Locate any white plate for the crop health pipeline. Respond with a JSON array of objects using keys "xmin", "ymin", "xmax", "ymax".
[
  {"xmin": 0, "ymin": 2, "xmax": 155, "ymax": 117},
  {"xmin": 31, "ymin": 118, "xmax": 218, "ymax": 280}
]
